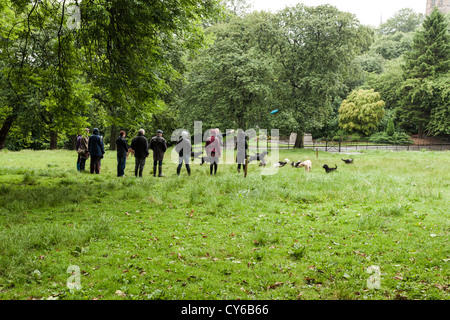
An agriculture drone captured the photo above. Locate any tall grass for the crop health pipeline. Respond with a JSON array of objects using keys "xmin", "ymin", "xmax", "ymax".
[{"xmin": 0, "ymin": 148, "xmax": 448, "ymax": 300}]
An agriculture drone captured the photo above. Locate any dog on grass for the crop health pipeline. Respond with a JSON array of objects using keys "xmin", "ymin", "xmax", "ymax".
[
  {"xmin": 341, "ymin": 158, "xmax": 353, "ymax": 164},
  {"xmin": 292, "ymin": 160, "xmax": 312, "ymax": 172},
  {"xmin": 248, "ymin": 151, "xmax": 268, "ymax": 167},
  {"xmin": 323, "ymin": 164, "xmax": 337, "ymax": 173},
  {"xmin": 299, "ymin": 160, "xmax": 312, "ymax": 172},
  {"xmin": 274, "ymin": 158, "xmax": 290, "ymax": 168}
]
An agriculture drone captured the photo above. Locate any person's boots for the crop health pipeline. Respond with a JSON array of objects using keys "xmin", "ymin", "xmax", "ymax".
[
  {"xmin": 158, "ymin": 166, "xmax": 164, "ymax": 177},
  {"xmin": 77, "ymin": 163, "xmax": 80, "ymax": 171},
  {"xmin": 186, "ymin": 164, "xmax": 191, "ymax": 176},
  {"xmin": 153, "ymin": 165, "xmax": 157, "ymax": 177},
  {"xmin": 139, "ymin": 167, "xmax": 143, "ymax": 177},
  {"xmin": 177, "ymin": 165, "xmax": 181, "ymax": 176}
]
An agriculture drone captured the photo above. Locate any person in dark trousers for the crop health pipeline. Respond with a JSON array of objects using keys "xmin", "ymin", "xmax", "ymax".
[
  {"xmin": 130, "ymin": 129, "xmax": 149, "ymax": 177},
  {"xmin": 236, "ymin": 130, "xmax": 248, "ymax": 173},
  {"xmin": 149, "ymin": 129, "xmax": 168, "ymax": 177},
  {"xmin": 88, "ymin": 128, "xmax": 105, "ymax": 174},
  {"xmin": 116, "ymin": 130, "xmax": 130, "ymax": 177},
  {"xmin": 76, "ymin": 128, "xmax": 89, "ymax": 171},
  {"xmin": 175, "ymin": 131, "xmax": 191, "ymax": 176},
  {"xmin": 205, "ymin": 129, "xmax": 221, "ymax": 175}
]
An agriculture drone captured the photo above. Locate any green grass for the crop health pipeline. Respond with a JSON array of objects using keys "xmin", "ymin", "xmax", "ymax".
[{"xmin": 0, "ymin": 148, "xmax": 449, "ymax": 300}]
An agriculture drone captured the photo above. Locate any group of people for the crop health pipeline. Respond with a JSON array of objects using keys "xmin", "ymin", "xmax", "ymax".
[{"xmin": 76, "ymin": 127, "xmax": 249, "ymax": 177}]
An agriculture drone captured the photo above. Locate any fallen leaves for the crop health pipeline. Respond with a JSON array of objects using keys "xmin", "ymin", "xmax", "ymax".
[{"xmin": 267, "ymin": 282, "xmax": 283, "ymax": 290}]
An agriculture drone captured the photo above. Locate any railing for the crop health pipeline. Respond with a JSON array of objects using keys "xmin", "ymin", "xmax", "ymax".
[{"xmin": 301, "ymin": 140, "xmax": 450, "ymax": 152}]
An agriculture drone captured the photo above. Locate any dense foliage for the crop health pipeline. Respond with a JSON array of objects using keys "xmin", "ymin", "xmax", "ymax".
[{"xmin": 1, "ymin": 1, "xmax": 449, "ymax": 150}]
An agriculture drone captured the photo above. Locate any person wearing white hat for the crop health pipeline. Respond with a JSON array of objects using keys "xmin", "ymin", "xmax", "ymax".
[{"xmin": 175, "ymin": 130, "xmax": 192, "ymax": 176}]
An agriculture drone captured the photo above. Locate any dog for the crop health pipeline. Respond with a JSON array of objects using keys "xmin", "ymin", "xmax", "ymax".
[
  {"xmin": 323, "ymin": 164, "xmax": 337, "ymax": 173},
  {"xmin": 274, "ymin": 158, "xmax": 289, "ymax": 168},
  {"xmin": 291, "ymin": 161, "xmax": 301, "ymax": 168},
  {"xmin": 342, "ymin": 158, "xmax": 353, "ymax": 164},
  {"xmin": 298, "ymin": 160, "xmax": 312, "ymax": 172},
  {"xmin": 191, "ymin": 151, "xmax": 206, "ymax": 165},
  {"xmin": 248, "ymin": 151, "xmax": 268, "ymax": 166}
]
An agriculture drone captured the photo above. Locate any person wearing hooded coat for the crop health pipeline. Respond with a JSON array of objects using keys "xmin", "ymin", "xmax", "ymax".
[
  {"xmin": 205, "ymin": 129, "xmax": 221, "ymax": 175},
  {"xmin": 175, "ymin": 131, "xmax": 192, "ymax": 176},
  {"xmin": 88, "ymin": 128, "xmax": 105, "ymax": 174}
]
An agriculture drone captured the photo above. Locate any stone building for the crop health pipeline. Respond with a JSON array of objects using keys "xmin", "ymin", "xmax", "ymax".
[{"xmin": 426, "ymin": 0, "xmax": 450, "ymax": 15}]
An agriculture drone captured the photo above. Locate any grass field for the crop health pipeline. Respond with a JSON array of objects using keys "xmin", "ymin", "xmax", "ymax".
[{"xmin": 0, "ymin": 147, "xmax": 449, "ymax": 300}]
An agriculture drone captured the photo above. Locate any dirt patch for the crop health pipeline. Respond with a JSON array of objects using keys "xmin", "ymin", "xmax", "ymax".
[{"xmin": 410, "ymin": 136, "xmax": 448, "ymax": 145}]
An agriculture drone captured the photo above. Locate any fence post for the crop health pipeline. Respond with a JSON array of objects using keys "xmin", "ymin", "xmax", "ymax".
[{"xmin": 339, "ymin": 139, "xmax": 341, "ymax": 153}]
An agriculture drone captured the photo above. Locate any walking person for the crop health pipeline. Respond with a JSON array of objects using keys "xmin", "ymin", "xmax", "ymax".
[
  {"xmin": 175, "ymin": 131, "xmax": 192, "ymax": 176},
  {"xmin": 236, "ymin": 130, "xmax": 248, "ymax": 173},
  {"xmin": 205, "ymin": 129, "xmax": 221, "ymax": 175},
  {"xmin": 116, "ymin": 130, "xmax": 130, "ymax": 177},
  {"xmin": 88, "ymin": 128, "xmax": 105, "ymax": 174},
  {"xmin": 149, "ymin": 129, "xmax": 168, "ymax": 177},
  {"xmin": 130, "ymin": 129, "xmax": 149, "ymax": 177},
  {"xmin": 76, "ymin": 128, "xmax": 89, "ymax": 171}
]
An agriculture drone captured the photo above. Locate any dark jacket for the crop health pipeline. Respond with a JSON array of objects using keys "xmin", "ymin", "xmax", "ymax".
[
  {"xmin": 149, "ymin": 135, "xmax": 167, "ymax": 161},
  {"xmin": 175, "ymin": 137, "xmax": 192, "ymax": 157},
  {"xmin": 88, "ymin": 132, "xmax": 105, "ymax": 158},
  {"xmin": 131, "ymin": 133, "xmax": 149, "ymax": 159},
  {"xmin": 236, "ymin": 136, "xmax": 248, "ymax": 164},
  {"xmin": 116, "ymin": 136, "xmax": 130, "ymax": 157}
]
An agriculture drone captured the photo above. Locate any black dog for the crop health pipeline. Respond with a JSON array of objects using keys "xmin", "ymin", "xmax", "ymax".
[
  {"xmin": 291, "ymin": 161, "xmax": 301, "ymax": 168},
  {"xmin": 323, "ymin": 164, "xmax": 337, "ymax": 173},
  {"xmin": 342, "ymin": 158, "xmax": 353, "ymax": 164}
]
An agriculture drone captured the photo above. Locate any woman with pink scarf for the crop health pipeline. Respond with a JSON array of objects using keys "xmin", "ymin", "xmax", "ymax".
[{"xmin": 205, "ymin": 129, "xmax": 222, "ymax": 175}]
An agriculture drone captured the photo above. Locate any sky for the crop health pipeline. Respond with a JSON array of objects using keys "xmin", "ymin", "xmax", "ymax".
[{"xmin": 250, "ymin": 0, "xmax": 427, "ymax": 27}]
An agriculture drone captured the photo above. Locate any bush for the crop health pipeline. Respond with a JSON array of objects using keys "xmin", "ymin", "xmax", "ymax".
[{"xmin": 368, "ymin": 132, "xmax": 413, "ymax": 144}]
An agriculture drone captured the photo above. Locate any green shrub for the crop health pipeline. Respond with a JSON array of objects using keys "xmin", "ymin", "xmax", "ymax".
[{"xmin": 368, "ymin": 132, "xmax": 413, "ymax": 144}]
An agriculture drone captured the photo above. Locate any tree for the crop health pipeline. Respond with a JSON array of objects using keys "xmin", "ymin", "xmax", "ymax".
[
  {"xmin": 176, "ymin": 11, "xmax": 278, "ymax": 131},
  {"xmin": 378, "ymin": 8, "xmax": 424, "ymax": 35},
  {"xmin": 274, "ymin": 4, "xmax": 373, "ymax": 147},
  {"xmin": 0, "ymin": 0, "xmax": 223, "ymax": 150},
  {"xmin": 398, "ymin": 7, "xmax": 450, "ymax": 137},
  {"xmin": 338, "ymin": 89, "xmax": 385, "ymax": 136}
]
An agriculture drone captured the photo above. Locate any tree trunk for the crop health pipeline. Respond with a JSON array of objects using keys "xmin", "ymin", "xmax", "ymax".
[
  {"xmin": 0, "ymin": 115, "xmax": 17, "ymax": 150},
  {"xmin": 417, "ymin": 123, "xmax": 423, "ymax": 139},
  {"xmin": 70, "ymin": 135, "xmax": 77, "ymax": 150},
  {"xmin": 50, "ymin": 131, "xmax": 58, "ymax": 150},
  {"xmin": 294, "ymin": 132, "xmax": 304, "ymax": 148},
  {"xmin": 110, "ymin": 125, "xmax": 119, "ymax": 151}
]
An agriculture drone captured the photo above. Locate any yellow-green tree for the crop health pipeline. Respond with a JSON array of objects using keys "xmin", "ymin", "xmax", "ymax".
[{"xmin": 338, "ymin": 89, "xmax": 385, "ymax": 136}]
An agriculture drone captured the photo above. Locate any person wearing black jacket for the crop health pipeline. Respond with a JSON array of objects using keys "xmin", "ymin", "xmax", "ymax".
[
  {"xmin": 236, "ymin": 130, "xmax": 248, "ymax": 173},
  {"xmin": 130, "ymin": 129, "xmax": 149, "ymax": 177},
  {"xmin": 149, "ymin": 129, "xmax": 168, "ymax": 177},
  {"xmin": 175, "ymin": 131, "xmax": 192, "ymax": 176},
  {"xmin": 116, "ymin": 130, "xmax": 130, "ymax": 177}
]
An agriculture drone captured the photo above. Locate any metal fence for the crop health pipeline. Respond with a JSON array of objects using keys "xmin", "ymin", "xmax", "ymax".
[{"xmin": 301, "ymin": 140, "xmax": 450, "ymax": 153}]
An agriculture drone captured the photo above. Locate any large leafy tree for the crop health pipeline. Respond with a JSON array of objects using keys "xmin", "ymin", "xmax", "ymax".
[
  {"xmin": 398, "ymin": 7, "xmax": 450, "ymax": 137},
  {"xmin": 177, "ymin": 11, "xmax": 279, "ymax": 131},
  {"xmin": 0, "ymin": 0, "xmax": 223, "ymax": 150},
  {"xmin": 378, "ymin": 8, "xmax": 424, "ymax": 35},
  {"xmin": 274, "ymin": 4, "xmax": 373, "ymax": 146}
]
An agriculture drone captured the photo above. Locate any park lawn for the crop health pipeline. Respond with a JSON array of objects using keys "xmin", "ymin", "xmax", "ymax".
[{"xmin": 0, "ymin": 148, "xmax": 449, "ymax": 300}]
